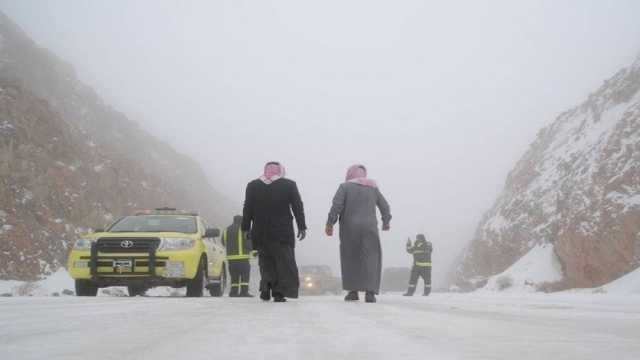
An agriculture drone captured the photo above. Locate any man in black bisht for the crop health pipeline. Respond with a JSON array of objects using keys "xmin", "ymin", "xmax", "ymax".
[
  {"xmin": 403, "ymin": 234, "xmax": 433, "ymax": 296},
  {"xmin": 222, "ymin": 215, "xmax": 255, "ymax": 297},
  {"xmin": 242, "ymin": 162, "xmax": 307, "ymax": 302}
]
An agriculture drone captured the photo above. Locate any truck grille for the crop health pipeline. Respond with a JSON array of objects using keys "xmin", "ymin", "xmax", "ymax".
[
  {"xmin": 91, "ymin": 259, "xmax": 168, "ymax": 268},
  {"xmin": 82, "ymin": 255, "xmax": 168, "ymax": 275},
  {"xmin": 96, "ymin": 237, "xmax": 160, "ymax": 253}
]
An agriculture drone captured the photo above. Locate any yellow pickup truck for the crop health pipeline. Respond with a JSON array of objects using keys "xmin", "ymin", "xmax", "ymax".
[{"xmin": 67, "ymin": 208, "xmax": 227, "ymax": 297}]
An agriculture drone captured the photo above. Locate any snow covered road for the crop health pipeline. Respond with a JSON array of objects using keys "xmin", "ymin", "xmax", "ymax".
[{"xmin": 1, "ymin": 293, "xmax": 639, "ymax": 360}]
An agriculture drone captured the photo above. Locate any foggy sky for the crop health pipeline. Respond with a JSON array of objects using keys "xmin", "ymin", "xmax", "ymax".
[{"xmin": 2, "ymin": 0, "xmax": 640, "ymax": 287}]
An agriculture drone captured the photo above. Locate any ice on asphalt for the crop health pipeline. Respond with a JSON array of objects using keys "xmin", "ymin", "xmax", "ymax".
[{"xmin": 2, "ymin": 293, "xmax": 639, "ymax": 360}]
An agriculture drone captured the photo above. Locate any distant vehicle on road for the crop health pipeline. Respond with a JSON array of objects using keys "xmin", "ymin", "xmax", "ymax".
[
  {"xmin": 67, "ymin": 208, "xmax": 227, "ymax": 297},
  {"xmin": 299, "ymin": 265, "xmax": 341, "ymax": 295},
  {"xmin": 381, "ymin": 267, "xmax": 411, "ymax": 293}
]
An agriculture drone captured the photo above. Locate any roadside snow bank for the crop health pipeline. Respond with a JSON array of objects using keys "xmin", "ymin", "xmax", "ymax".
[
  {"xmin": 594, "ymin": 267, "xmax": 640, "ymax": 294},
  {"xmin": 481, "ymin": 244, "xmax": 563, "ymax": 292},
  {"xmin": 0, "ymin": 269, "xmax": 190, "ymax": 297},
  {"xmin": 0, "ymin": 268, "xmax": 74, "ymax": 296}
]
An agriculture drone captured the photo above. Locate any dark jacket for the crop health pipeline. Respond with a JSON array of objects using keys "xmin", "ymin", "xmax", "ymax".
[
  {"xmin": 223, "ymin": 220, "xmax": 252, "ymax": 260},
  {"xmin": 407, "ymin": 240, "xmax": 432, "ymax": 265},
  {"xmin": 241, "ymin": 178, "xmax": 306, "ymax": 248}
]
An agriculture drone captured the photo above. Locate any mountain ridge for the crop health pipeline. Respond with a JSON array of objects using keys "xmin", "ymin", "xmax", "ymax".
[
  {"xmin": 0, "ymin": 12, "xmax": 234, "ymax": 280},
  {"xmin": 450, "ymin": 54, "xmax": 640, "ymax": 291}
]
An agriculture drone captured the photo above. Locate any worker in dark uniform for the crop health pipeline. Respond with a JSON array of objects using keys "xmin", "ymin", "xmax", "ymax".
[
  {"xmin": 403, "ymin": 234, "xmax": 432, "ymax": 296},
  {"xmin": 223, "ymin": 215, "xmax": 255, "ymax": 297}
]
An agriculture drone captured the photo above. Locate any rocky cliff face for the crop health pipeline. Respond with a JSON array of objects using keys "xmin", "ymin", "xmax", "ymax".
[
  {"xmin": 0, "ymin": 13, "xmax": 233, "ymax": 280},
  {"xmin": 451, "ymin": 55, "xmax": 640, "ymax": 291}
]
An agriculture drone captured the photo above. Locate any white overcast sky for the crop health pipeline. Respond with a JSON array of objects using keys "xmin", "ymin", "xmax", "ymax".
[{"xmin": 2, "ymin": 0, "xmax": 639, "ymax": 286}]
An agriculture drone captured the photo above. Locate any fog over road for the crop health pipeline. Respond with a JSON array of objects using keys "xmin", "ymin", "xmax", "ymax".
[
  {"xmin": 2, "ymin": 293, "xmax": 639, "ymax": 360},
  {"xmin": 2, "ymin": 1, "xmax": 640, "ymax": 285}
]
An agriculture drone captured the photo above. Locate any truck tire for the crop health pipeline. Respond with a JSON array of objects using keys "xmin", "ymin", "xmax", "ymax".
[
  {"xmin": 75, "ymin": 280, "xmax": 98, "ymax": 297},
  {"xmin": 186, "ymin": 258, "xmax": 206, "ymax": 297},
  {"xmin": 208, "ymin": 264, "xmax": 226, "ymax": 297},
  {"xmin": 127, "ymin": 285, "xmax": 146, "ymax": 297}
]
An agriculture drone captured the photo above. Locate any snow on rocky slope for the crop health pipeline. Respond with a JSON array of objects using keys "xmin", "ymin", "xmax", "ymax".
[
  {"xmin": 0, "ymin": 12, "xmax": 233, "ymax": 281},
  {"xmin": 451, "ymin": 55, "xmax": 640, "ymax": 291}
]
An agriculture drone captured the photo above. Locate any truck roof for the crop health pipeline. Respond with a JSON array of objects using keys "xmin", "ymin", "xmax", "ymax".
[{"xmin": 133, "ymin": 208, "xmax": 199, "ymax": 216}]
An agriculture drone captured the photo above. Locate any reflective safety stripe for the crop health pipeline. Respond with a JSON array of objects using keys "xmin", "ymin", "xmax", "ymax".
[
  {"xmin": 425, "ymin": 284, "xmax": 432, "ymax": 288},
  {"xmin": 238, "ymin": 229, "xmax": 244, "ymax": 257},
  {"xmin": 232, "ymin": 275, "xmax": 243, "ymax": 288},
  {"xmin": 231, "ymin": 283, "xmax": 250, "ymax": 287},
  {"xmin": 226, "ymin": 229, "xmax": 246, "ymax": 259},
  {"xmin": 408, "ymin": 284, "xmax": 416, "ymax": 288},
  {"xmin": 412, "ymin": 250, "xmax": 425, "ymax": 254},
  {"xmin": 415, "ymin": 262, "xmax": 432, "ymax": 267},
  {"xmin": 231, "ymin": 275, "xmax": 250, "ymax": 289}
]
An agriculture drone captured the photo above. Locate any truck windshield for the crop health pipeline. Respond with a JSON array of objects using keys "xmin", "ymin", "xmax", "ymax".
[{"xmin": 109, "ymin": 215, "xmax": 197, "ymax": 233}]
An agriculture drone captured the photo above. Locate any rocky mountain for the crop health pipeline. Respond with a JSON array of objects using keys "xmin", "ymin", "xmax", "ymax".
[
  {"xmin": 451, "ymin": 55, "xmax": 640, "ymax": 291},
  {"xmin": 0, "ymin": 12, "xmax": 233, "ymax": 280}
]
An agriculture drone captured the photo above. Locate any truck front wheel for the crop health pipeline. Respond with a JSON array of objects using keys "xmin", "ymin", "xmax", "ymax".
[
  {"xmin": 208, "ymin": 264, "xmax": 226, "ymax": 297},
  {"xmin": 186, "ymin": 258, "xmax": 206, "ymax": 297},
  {"xmin": 75, "ymin": 280, "xmax": 98, "ymax": 297}
]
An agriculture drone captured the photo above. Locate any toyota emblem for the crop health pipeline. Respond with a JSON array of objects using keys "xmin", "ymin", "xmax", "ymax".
[{"xmin": 120, "ymin": 240, "xmax": 134, "ymax": 249}]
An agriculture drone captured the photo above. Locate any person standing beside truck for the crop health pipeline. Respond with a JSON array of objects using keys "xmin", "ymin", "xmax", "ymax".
[
  {"xmin": 403, "ymin": 234, "xmax": 433, "ymax": 296},
  {"xmin": 223, "ymin": 215, "xmax": 255, "ymax": 297}
]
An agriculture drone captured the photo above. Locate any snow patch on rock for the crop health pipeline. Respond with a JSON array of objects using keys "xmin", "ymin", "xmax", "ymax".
[{"xmin": 0, "ymin": 119, "xmax": 15, "ymax": 136}]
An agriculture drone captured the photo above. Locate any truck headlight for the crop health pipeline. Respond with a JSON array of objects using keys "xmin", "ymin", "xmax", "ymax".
[
  {"xmin": 158, "ymin": 238, "xmax": 195, "ymax": 251},
  {"xmin": 73, "ymin": 238, "xmax": 93, "ymax": 250},
  {"xmin": 164, "ymin": 261, "xmax": 185, "ymax": 278}
]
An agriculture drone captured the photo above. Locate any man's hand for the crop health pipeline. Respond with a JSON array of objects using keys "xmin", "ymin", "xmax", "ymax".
[
  {"xmin": 251, "ymin": 250, "xmax": 258, "ymax": 258},
  {"xmin": 325, "ymin": 225, "xmax": 333, "ymax": 237},
  {"xmin": 382, "ymin": 223, "xmax": 390, "ymax": 231},
  {"xmin": 297, "ymin": 230, "xmax": 306, "ymax": 241}
]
